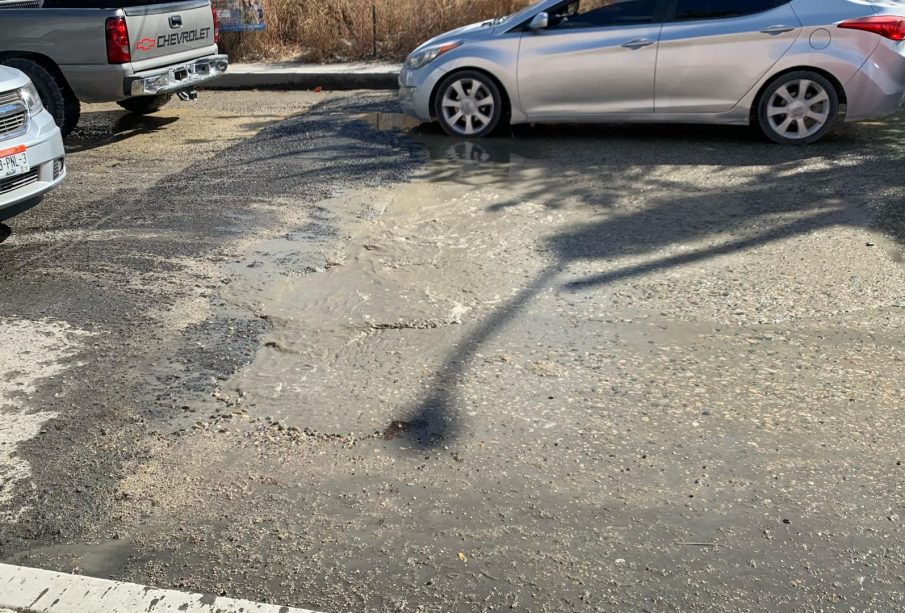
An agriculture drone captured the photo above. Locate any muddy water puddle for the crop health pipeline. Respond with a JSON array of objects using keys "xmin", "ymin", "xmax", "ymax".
[
  {"xmin": 212, "ymin": 121, "xmax": 569, "ymax": 434},
  {"xmin": 209, "ymin": 110, "xmax": 860, "ymax": 441},
  {"xmin": 50, "ymin": 101, "xmax": 905, "ymax": 611},
  {"xmin": 359, "ymin": 112, "xmax": 422, "ymax": 133},
  {"xmin": 360, "ymin": 112, "xmax": 538, "ymax": 178}
]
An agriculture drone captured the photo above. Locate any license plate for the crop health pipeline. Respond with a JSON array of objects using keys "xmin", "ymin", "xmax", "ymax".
[{"xmin": 0, "ymin": 145, "xmax": 29, "ymax": 179}]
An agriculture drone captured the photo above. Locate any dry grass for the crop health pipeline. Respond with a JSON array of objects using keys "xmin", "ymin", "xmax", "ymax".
[{"xmin": 220, "ymin": 0, "xmax": 532, "ymax": 63}]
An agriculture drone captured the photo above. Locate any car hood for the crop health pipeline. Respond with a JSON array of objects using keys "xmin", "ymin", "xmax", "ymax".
[
  {"xmin": 0, "ymin": 66, "xmax": 29, "ymax": 92},
  {"xmin": 409, "ymin": 0, "xmax": 559, "ymax": 53},
  {"xmin": 413, "ymin": 19, "xmax": 500, "ymax": 52}
]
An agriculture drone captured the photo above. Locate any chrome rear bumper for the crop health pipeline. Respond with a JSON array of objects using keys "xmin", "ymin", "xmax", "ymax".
[{"xmin": 126, "ymin": 54, "xmax": 229, "ymax": 97}]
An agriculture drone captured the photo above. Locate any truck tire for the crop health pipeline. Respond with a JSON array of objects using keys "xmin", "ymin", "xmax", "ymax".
[
  {"xmin": 117, "ymin": 94, "xmax": 172, "ymax": 115},
  {"xmin": 2, "ymin": 57, "xmax": 80, "ymax": 137}
]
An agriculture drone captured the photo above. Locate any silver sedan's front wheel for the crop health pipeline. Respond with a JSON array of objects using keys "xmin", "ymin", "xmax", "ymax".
[
  {"xmin": 757, "ymin": 71, "xmax": 839, "ymax": 145},
  {"xmin": 434, "ymin": 71, "xmax": 504, "ymax": 138}
]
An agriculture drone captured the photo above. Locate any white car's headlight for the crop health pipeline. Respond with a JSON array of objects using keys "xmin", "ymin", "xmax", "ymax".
[
  {"xmin": 19, "ymin": 83, "xmax": 43, "ymax": 115},
  {"xmin": 406, "ymin": 41, "xmax": 462, "ymax": 70}
]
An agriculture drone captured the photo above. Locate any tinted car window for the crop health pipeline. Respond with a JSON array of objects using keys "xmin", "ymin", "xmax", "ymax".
[
  {"xmin": 549, "ymin": 0, "xmax": 659, "ymax": 30},
  {"xmin": 673, "ymin": 0, "xmax": 788, "ymax": 21}
]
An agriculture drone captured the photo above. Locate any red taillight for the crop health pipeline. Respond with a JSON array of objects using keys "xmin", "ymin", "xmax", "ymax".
[
  {"xmin": 838, "ymin": 16, "xmax": 905, "ymax": 41},
  {"xmin": 105, "ymin": 16, "xmax": 131, "ymax": 64},
  {"xmin": 211, "ymin": 5, "xmax": 220, "ymax": 44}
]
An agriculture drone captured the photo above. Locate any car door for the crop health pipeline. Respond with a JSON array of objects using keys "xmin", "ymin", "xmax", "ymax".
[
  {"xmin": 655, "ymin": 0, "xmax": 802, "ymax": 113},
  {"xmin": 517, "ymin": 0, "xmax": 667, "ymax": 118}
]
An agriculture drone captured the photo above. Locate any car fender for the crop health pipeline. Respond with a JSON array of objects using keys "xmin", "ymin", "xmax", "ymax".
[
  {"xmin": 422, "ymin": 37, "xmax": 525, "ymax": 123},
  {"xmin": 729, "ymin": 27, "xmax": 880, "ymax": 121}
]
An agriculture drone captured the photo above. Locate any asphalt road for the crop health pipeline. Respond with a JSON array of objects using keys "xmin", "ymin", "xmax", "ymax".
[{"xmin": 2, "ymin": 91, "xmax": 905, "ymax": 612}]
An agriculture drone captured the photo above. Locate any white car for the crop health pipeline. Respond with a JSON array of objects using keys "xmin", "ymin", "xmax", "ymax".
[{"xmin": 0, "ymin": 65, "xmax": 65, "ymax": 222}]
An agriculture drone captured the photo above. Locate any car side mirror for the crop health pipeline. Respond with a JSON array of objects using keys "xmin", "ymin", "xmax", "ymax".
[{"xmin": 528, "ymin": 12, "xmax": 549, "ymax": 31}]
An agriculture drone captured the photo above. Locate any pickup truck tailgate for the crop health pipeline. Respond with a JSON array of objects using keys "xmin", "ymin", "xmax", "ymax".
[{"xmin": 125, "ymin": 0, "xmax": 215, "ymax": 65}]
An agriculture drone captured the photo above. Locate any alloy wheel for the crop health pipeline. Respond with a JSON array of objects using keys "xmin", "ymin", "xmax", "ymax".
[
  {"xmin": 440, "ymin": 78, "xmax": 497, "ymax": 137},
  {"xmin": 766, "ymin": 79, "xmax": 831, "ymax": 141}
]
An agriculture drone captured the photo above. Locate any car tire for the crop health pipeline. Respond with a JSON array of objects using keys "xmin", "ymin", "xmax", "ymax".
[
  {"xmin": 117, "ymin": 94, "xmax": 173, "ymax": 115},
  {"xmin": 2, "ymin": 58, "xmax": 80, "ymax": 137},
  {"xmin": 757, "ymin": 71, "xmax": 839, "ymax": 145},
  {"xmin": 434, "ymin": 71, "xmax": 504, "ymax": 138}
]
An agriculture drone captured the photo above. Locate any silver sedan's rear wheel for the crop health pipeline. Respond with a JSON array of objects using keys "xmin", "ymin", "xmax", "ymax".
[
  {"xmin": 434, "ymin": 71, "xmax": 504, "ymax": 138},
  {"xmin": 757, "ymin": 71, "xmax": 839, "ymax": 145}
]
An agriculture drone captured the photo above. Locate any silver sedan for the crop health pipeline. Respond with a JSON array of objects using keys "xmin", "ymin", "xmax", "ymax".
[{"xmin": 399, "ymin": 0, "xmax": 905, "ymax": 144}]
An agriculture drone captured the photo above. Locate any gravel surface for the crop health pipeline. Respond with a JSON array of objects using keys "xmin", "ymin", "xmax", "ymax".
[{"xmin": 2, "ymin": 91, "xmax": 905, "ymax": 612}]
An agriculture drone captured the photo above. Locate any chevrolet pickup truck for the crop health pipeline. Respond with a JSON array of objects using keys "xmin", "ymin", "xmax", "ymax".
[{"xmin": 0, "ymin": 0, "xmax": 229, "ymax": 136}]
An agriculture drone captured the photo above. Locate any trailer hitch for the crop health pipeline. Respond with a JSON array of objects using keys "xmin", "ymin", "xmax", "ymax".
[{"xmin": 177, "ymin": 89, "xmax": 198, "ymax": 102}]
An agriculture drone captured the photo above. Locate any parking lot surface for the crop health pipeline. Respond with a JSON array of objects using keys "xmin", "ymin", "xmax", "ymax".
[{"xmin": 2, "ymin": 91, "xmax": 905, "ymax": 611}]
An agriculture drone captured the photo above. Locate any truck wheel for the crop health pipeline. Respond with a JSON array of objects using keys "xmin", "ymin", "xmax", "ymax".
[
  {"xmin": 2, "ymin": 57, "xmax": 80, "ymax": 137},
  {"xmin": 117, "ymin": 94, "xmax": 173, "ymax": 115}
]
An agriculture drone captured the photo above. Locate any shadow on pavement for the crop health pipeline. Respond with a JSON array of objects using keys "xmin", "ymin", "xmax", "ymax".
[
  {"xmin": 66, "ymin": 112, "xmax": 179, "ymax": 154},
  {"xmin": 389, "ymin": 114, "xmax": 905, "ymax": 448}
]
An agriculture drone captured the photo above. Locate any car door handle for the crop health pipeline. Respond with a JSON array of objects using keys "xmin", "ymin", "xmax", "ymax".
[
  {"xmin": 622, "ymin": 38, "xmax": 655, "ymax": 50},
  {"xmin": 760, "ymin": 25, "xmax": 795, "ymax": 35}
]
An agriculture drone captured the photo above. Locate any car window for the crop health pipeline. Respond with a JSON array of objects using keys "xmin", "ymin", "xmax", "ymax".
[
  {"xmin": 672, "ymin": 0, "xmax": 788, "ymax": 21},
  {"xmin": 548, "ymin": 0, "xmax": 659, "ymax": 30}
]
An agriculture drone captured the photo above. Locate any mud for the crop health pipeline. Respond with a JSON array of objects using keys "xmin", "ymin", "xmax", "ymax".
[
  {"xmin": 4, "ymin": 92, "xmax": 905, "ymax": 611},
  {"xmin": 108, "ymin": 108, "xmax": 905, "ymax": 612},
  {"xmin": 0, "ymin": 319, "xmax": 93, "ymax": 521}
]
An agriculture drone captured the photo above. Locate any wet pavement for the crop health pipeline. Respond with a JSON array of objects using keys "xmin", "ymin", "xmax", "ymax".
[{"xmin": 3, "ymin": 91, "xmax": 905, "ymax": 611}]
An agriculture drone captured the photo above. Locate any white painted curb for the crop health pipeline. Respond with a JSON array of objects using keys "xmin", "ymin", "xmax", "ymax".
[{"xmin": 0, "ymin": 564, "xmax": 323, "ymax": 613}]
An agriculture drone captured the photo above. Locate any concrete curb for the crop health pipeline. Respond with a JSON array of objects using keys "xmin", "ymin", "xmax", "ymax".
[
  {"xmin": 209, "ymin": 62, "xmax": 401, "ymax": 91},
  {"xmin": 0, "ymin": 563, "xmax": 323, "ymax": 613}
]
